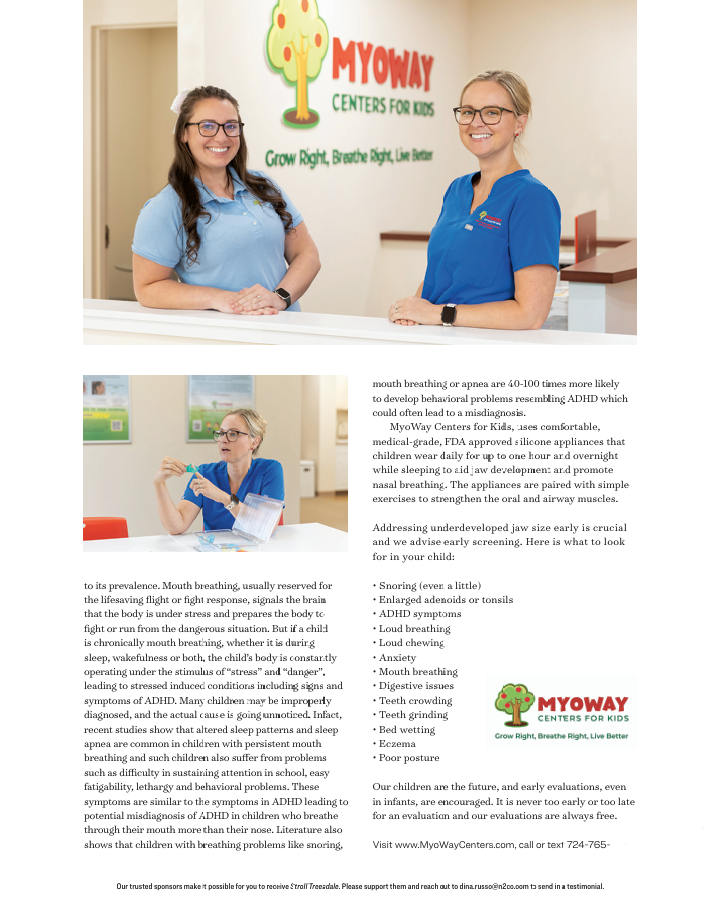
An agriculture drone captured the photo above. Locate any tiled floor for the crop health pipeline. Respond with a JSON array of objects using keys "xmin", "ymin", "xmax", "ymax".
[{"xmin": 300, "ymin": 493, "xmax": 348, "ymax": 532}]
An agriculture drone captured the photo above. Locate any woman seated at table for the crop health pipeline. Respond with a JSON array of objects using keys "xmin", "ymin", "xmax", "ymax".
[
  {"xmin": 133, "ymin": 85, "xmax": 320, "ymax": 315},
  {"xmin": 389, "ymin": 70, "xmax": 560, "ymax": 330},
  {"xmin": 153, "ymin": 409, "xmax": 283, "ymax": 534}
]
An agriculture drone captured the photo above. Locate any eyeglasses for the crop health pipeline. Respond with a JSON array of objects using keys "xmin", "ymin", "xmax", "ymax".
[
  {"xmin": 213, "ymin": 429, "xmax": 249, "ymax": 442},
  {"xmin": 187, "ymin": 121, "xmax": 244, "ymax": 137},
  {"xmin": 453, "ymin": 106, "xmax": 515, "ymax": 125}
]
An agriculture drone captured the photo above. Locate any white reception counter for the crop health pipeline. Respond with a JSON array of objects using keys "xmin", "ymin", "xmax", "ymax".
[
  {"xmin": 83, "ymin": 523, "xmax": 347, "ymax": 553},
  {"xmin": 83, "ymin": 300, "xmax": 636, "ymax": 346}
]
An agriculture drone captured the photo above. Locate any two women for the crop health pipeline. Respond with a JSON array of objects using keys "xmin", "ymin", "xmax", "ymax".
[
  {"xmin": 133, "ymin": 86, "xmax": 320, "ymax": 315},
  {"xmin": 133, "ymin": 73, "xmax": 557, "ymax": 330},
  {"xmin": 153, "ymin": 409, "xmax": 283, "ymax": 534},
  {"xmin": 389, "ymin": 71, "xmax": 561, "ymax": 330}
]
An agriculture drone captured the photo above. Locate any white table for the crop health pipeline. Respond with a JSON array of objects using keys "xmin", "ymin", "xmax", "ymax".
[
  {"xmin": 84, "ymin": 299, "xmax": 637, "ymax": 346},
  {"xmin": 83, "ymin": 523, "xmax": 347, "ymax": 552}
]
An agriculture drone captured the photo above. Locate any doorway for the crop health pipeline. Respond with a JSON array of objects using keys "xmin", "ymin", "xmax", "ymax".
[{"xmin": 93, "ymin": 26, "xmax": 177, "ymax": 299}]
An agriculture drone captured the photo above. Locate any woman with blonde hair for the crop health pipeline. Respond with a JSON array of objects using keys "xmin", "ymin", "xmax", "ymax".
[
  {"xmin": 389, "ymin": 70, "xmax": 560, "ymax": 330},
  {"xmin": 133, "ymin": 85, "xmax": 320, "ymax": 315},
  {"xmin": 153, "ymin": 409, "xmax": 283, "ymax": 534}
]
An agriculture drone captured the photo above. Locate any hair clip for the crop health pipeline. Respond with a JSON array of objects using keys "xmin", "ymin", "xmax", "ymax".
[
  {"xmin": 170, "ymin": 89, "xmax": 191, "ymax": 115},
  {"xmin": 171, "ymin": 89, "xmax": 192, "ymax": 132}
]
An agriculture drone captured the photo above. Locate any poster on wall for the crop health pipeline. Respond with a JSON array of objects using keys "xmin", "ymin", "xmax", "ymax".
[
  {"xmin": 82, "ymin": 375, "xmax": 131, "ymax": 443},
  {"xmin": 187, "ymin": 375, "xmax": 255, "ymax": 442}
]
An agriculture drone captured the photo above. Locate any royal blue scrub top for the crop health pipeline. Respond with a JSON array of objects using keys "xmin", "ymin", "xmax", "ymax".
[
  {"xmin": 182, "ymin": 458, "xmax": 285, "ymax": 531},
  {"xmin": 132, "ymin": 169, "xmax": 304, "ymax": 311},
  {"xmin": 422, "ymin": 170, "xmax": 560, "ymax": 306}
]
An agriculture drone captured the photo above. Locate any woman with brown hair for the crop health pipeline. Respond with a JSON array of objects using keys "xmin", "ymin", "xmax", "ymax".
[
  {"xmin": 388, "ymin": 71, "xmax": 560, "ymax": 330},
  {"xmin": 133, "ymin": 86, "xmax": 320, "ymax": 314}
]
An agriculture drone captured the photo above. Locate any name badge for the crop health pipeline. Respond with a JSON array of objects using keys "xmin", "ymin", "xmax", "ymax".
[{"xmin": 465, "ymin": 224, "xmax": 473, "ymax": 231}]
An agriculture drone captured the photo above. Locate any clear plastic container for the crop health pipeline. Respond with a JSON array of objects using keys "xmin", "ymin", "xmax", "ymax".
[
  {"xmin": 192, "ymin": 529, "xmax": 258, "ymax": 552},
  {"xmin": 232, "ymin": 493, "xmax": 284, "ymax": 544}
]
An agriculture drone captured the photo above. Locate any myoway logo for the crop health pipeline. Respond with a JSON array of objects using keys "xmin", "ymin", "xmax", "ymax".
[
  {"xmin": 267, "ymin": 1, "xmax": 330, "ymax": 129},
  {"xmin": 478, "ymin": 210, "xmax": 502, "ymax": 229},
  {"xmin": 495, "ymin": 683, "xmax": 630, "ymax": 727},
  {"xmin": 538, "ymin": 695, "xmax": 629, "ymax": 720},
  {"xmin": 495, "ymin": 683, "xmax": 535, "ymax": 727}
]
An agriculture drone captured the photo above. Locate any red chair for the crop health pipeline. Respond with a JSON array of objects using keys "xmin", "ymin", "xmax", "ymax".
[
  {"xmin": 279, "ymin": 513, "xmax": 284, "ymax": 526},
  {"xmin": 83, "ymin": 517, "xmax": 129, "ymax": 541}
]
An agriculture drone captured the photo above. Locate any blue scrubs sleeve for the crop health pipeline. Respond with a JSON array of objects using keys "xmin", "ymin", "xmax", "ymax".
[
  {"xmin": 508, "ymin": 186, "xmax": 561, "ymax": 272},
  {"xmin": 257, "ymin": 460, "xmax": 285, "ymax": 504}
]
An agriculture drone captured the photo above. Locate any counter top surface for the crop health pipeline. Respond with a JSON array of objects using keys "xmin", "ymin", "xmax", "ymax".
[
  {"xmin": 560, "ymin": 240, "xmax": 637, "ymax": 284},
  {"xmin": 84, "ymin": 299, "xmax": 637, "ymax": 346}
]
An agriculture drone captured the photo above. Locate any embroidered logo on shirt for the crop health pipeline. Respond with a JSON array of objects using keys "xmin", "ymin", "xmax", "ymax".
[{"xmin": 477, "ymin": 211, "xmax": 502, "ymax": 230}]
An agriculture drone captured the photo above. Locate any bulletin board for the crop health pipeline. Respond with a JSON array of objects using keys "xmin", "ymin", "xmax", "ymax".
[
  {"xmin": 186, "ymin": 376, "xmax": 255, "ymax": 442},
  {"xmin": 83, "ymin": 375, "xmax": 131, "ymax": 443}
]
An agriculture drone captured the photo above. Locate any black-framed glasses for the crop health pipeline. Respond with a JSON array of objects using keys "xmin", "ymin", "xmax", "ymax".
[
  {"xmin": 187, "ymin": 121, "xmax": 244, "ymax": 137},
  {"xmin": 453, "ymin": 106, "xmax": 515, "ymax": 125},
  {"xmin": 213, "ymin": 429, "xmax": 249, "ymax": 442}
]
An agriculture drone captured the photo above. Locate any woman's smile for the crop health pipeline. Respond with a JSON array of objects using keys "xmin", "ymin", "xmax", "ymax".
[
  {"xmin": 468, "ymin": 131, "xmax": 494, "ymax": 146},
  {"xmin": 200, "ymin": 138, "xmax": 234, "ymax": 165}
]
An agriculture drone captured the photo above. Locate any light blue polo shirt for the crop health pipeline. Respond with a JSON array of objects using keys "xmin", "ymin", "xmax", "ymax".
[
  {"xmin": 132, "ymin": 169, "xmax": 304, "ymax": 311},
  {"xmin": 423, "ymin": 170, "xmax": 560, "ymax": 306}
]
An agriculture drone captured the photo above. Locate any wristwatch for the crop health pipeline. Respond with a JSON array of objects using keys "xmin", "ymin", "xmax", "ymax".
[
  {"xmin": 225, "ymin": 493, "xmax": 240, "ymax": 511},
  {"xmin": 441, "ymin": 304, "xmax": 457, "ymax": 326},
  {"xmin": 274, "ymin": 287, "xmax": 292, "ymax": 309}
]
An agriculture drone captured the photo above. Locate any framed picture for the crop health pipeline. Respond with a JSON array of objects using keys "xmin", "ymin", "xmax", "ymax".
[
  {"xmin": 186, "ymin": 376, "xmax": 255, "ymax": 442},
  {"xmin": 83, "ymin": 375, "xmax": 131, "ymax": 443}
]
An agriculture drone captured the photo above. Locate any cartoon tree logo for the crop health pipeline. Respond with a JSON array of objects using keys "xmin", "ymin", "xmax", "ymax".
[
  {"xmin": 495, "ymin": 683, "xmax": 535, "ymax": 728},
  {"xmin": 267, "ymin": 1, "xmax": 329, "ymax": 129}
]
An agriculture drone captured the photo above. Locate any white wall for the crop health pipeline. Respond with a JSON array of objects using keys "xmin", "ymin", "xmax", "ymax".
[
  {"xmin": 316, "ymin": 376, "xmax": 338, "ymax": 493},
  {"xmin": 465, "ymin": 0, "xmax": 637, "ymax": 240},
  {"xmin": 83, "ymin": 375, "xmax": 302, "ymax": 537},
  {"xmin": 301, "ymin": 376, "xmax": 320, "ymax": 465},
  {"xmin": 301, "ymin": 375, "xmax": 345, "ymax": 494},
  {"xmin": 177, "ymin": 0, "xmax": 471, "ymax": 318}
]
